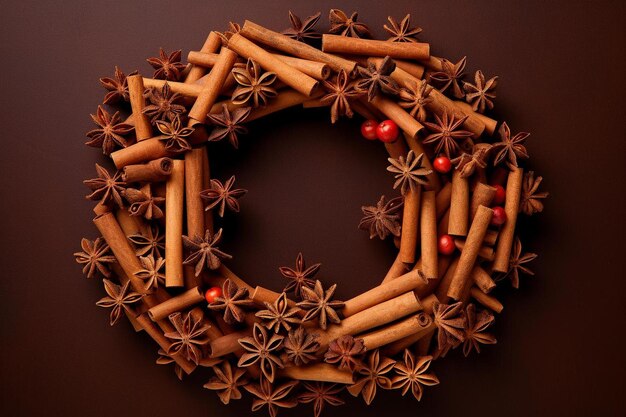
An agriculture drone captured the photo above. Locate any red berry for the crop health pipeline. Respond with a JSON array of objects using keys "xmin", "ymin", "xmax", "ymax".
[
  {"xmin": 360, "ymin": 119, "xmax": 378, "ymax": 140},
  {"xmin": 433, "ymin": 156, "xmax": 452, "ymax": 173},
  {"xmin": 204, "ymin": 286, "xmax": 222, "ymax": 304},
  {"xmin": 492, "ymin": 185, "xmax": 506, "ymax": 205},
  {"xmin": 376, "ymin": 120, "xmax": 399, "ymax": 143},
  {"xmin": 491, "ymin": 206, "xmax": 507, "ymax": 226},
  {"xmin": 438, "ymin": 234, "xmax": 456, "ymax": 255}
]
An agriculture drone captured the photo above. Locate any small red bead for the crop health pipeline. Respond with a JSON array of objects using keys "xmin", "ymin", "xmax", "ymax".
[
  {"xmin": 204, "ymin": 286, "xmax": 222, "ymax": 304},
  {"xmin": 438, "ymin": 234, "xmax": 456, "ymax": 255},
  {"xmin": 491, "ymin": 206, "xmax": 507, "ymax": 226},
  {"xmin": 492, "ymin": 185, "xmax": 506, "ymax": 205},
  {"xmin": 433, "ymin": 156, "xmax": 452, "ymax": 174},
  {"xmin": 376, "ymin": 120, "xmax": 399, "ymax": 143},
  {"xmin": 360, "ymin": 119, "xmax": 378, "ymax": 140}
]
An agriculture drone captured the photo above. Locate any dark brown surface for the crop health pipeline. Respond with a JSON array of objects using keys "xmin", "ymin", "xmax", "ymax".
[{"xmin": 1, "ymin": 1, "xmax": 624, "ymax": 416}]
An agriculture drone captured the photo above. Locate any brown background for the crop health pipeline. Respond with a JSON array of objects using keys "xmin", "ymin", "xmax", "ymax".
[{"xmin": 1, "ymin": 0, "xmax": 624, "ymax": 416}]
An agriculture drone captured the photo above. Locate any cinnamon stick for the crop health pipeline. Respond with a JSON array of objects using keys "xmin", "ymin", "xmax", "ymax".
[
  {"xmin": 382, "ymin": 253, "xmax": 409, "ymax": 283},
  {"xmin": 184, "ymin": 31, "xmax": 222, "ymax": 83},
  {"xmin": 470, "ymin": 182, "xmax": 497, "ymax": 219},
  {"xmin": 435, "ymin": 257, "xmax": 459, "ymax": 304},
  {"xmin": 200, "ymin": 147, "xmax": 214, "ymax": 234},
  {"xmin": 420, "ymin": 190, "xmax": 438, "ymax": 279},
  {"xmin": 493, "ymin": 167, "xmax": 524, "ymax": 272},
  {"xmin": 322, "ymin": 34, "xmax": 430, "ymax": 60},
  {"xmin": 165, "ymin": 160, "xmax": 185, "ymax": 287},
  {"xmin": 394, "ymin": 59, "xmax": 425, "ymax": 79},
  {"xmin": 470, "ymin": 287, "xmax": 504, "ymax": 313},
  {"xmin": 484, "ymin": 229, "xmax": 499, "ymax": 246},
  {"xmin": 436, "ymin": 182, "xmax": 452, "ymax": 220},
  {"xmin": 360, "ymin": 312, "xmax": 432, "ymax": 350},
  {"xmin": 454, "ymin": 239, "xmax": 495, "ymax": 261},
  {"xmin": 448, "ymin": 170, "xmax": 469, "ymax": 236},
  {"xmin": 472, "ymin": 266, "xmax": 496, "ymax": 293},
  {"xmin": 143, "ymin": 78, "xmax": 203, "ymax": 97},
  {"xmin": 382, "ymin": 322, "xmax": 436, "ymax": 357},
  {"xmin": 399, "ymin": 186, "xmax": 421, "ymax": 264},
  {"xmin": 111, "ymin": 138, "xmax": 171, "ymax": 169},
  {"xmin": 122, "ymin": 157, "xmax": 173, "ymax": 183},
  {"xmin": 281, "ymin": 363, "xmax": 354, "ymax": 384},
  {"xmin": 147, "ymin": 287, "xmax": 205, "ymax": 321},
  {"xmin": 184, "ymin": 149, "xmax": 205, "ymax": 286},
  {"xmin": 209, "ymin": 329, "xmax": 249, "ymax": 358},
  {"xmin": 454, "ymin": 100, "xmax": 497, "ymax": 135},
  {"xmin": 369, "ymin": 95, "xmax": 424, "ymax": 138},
  {"xmin": 127, "ymin": 75, "xmax": 152, "ymax": 141}
]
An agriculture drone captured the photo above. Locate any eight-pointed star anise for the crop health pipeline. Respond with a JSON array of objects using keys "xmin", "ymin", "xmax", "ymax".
[
  {"xmin": 99, "ymin": 66, "xmax": 138, "ymax": 104},
  {"xmin": 491, "ymin": 122, "xmax": 530, "ymax": 170},
  {"xmin": 282, "ymin": 10, "xmax": 322, "ymax": 42},
  {"xmin": 398, "ymin": 80, "xmax": 433, "ymax": 122},
  {"xmin": 85, "ymin": 106, "xmax": 133, "ymax": 155},
  {"xmin": 320, "ymin": 69, "xmax": 362, "ymax": 123},
  {"xmin": 429, "ymin": 56, "xmax": 467, "ymax": 99},
  {"xmin": 165, "ymin": 311, "xmax": 210, "ymax": 365},
  {"xmin": 124, "ymin": 187, "xmax": 165, "ymax": 220},
  {"xmin": 433, "ymin": 302, "xmax": 467, "ymax": 351},
  {"xmin": 359, "ymin": 195, "xmax": 404, "ymax": 240},
  {"xmin": 142, "ymin": 82, "xmax": 186, "ymax": 123},
  {"xmin": 84, "ymin": 163, "xmax": 127, "ymax": 208},
  {"xmin": 279, "ymin": 252, "xmax": 321, "ymax": 299},
  {"xmin": 505, "ymin": 237, "xmax": 538, "ymax": 289},
  {"xmin": 347, "ymin": 350, "xmax": 396, "ymax": 405},
  {"xmin": 147, "ymin": 48, "xmax": 186, "ymax": 81},
  {"xmin": 423, "ymin": 111, "xmax": 473, "ymax": 158},
  {"xmin": 463, "ymin": 304, "xmax": 497, "ymax": 357},
  {"xmin": 386, "ymin": 150, "xmax": 432, "ymax": 196},
  {"xmin": 182, "ymin": 228, "xmax": 232, "ymax": 276},
  {"xmin": 231, "ymin": 58, "xmax": 278, "ymax": 108},
  {"xmin": 463, "ymin": 70, "xmax": 498, "ymax": 113},
  {"xmin": 156, "ymin": 115, "xmax": 195, "ymax": 153},
  {"xmin": 384, "ymin": 14, "xmax": 422, "ymax": 42},
  {"xmin": 324, "ymin": 335, "xmax": 366, "ymax": 371},
  {"xmin": 284, "ymin": 327, "xmax": 320, "ymax": 366},
  {"xmin": 199, "ymin": 175, "xmax": 247, "ymax": 217},
  {"xmin": 134, "ymin": 255, "xmax": 165, "ymax": 292},
  {"xmin": 297, "ymin": 280, "xmax": 344, "ymax": 330},
  {"xmin": 128, "ymin": 224, "xmax": 165, "ymax": 258},
  {"xmin": 451, "ymin": 144, "xmax": 492, "ymax": 178},
  {"xmin": 95, "ymin": 279, "xmax": 144, "ymax": 326},
  {"xmin": 329, "ymin": 9, "xmax": 372, "ymax": 38},
  {"xmin": 203, "ymin": 360, "xmax": 248, "ymax": 404},
  {"xmin": 298, "ymin": 382, "xmax": 345, "ymax": 417},
  {"xmin": 356, "ymin": 56, "xmax": 400, "ymax": 102},
  {"xmin": 520, "ymin": 171, "xmax": 549, "ymax": 215},
  {"xmin": 74, "ymin": 237, "xmax": 116, "ymax": 278},
  {"xmin": 207, "ymin": 104, "xmax": 251, "ymax": 149},
  {"xmin": 208, "ymin": 279, "xmax": 254, "ymax": 324},
  {"xmin": 238, "ymin": 323, "xmax": 285, "ymax": 382},
  {"xmin": 256, "ymin": 292, "xmax": 301, "ymax": 333},
  {"xmin": 244, "ymin": 378, "xmax": 299, "ymax": 417},
  {"xmin": 391, "ymin": 350, "xmax": 439, "ymax": 401}
]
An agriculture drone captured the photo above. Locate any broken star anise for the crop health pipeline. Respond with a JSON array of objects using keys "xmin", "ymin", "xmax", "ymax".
[
  {"xmin": 244, "ymin": 378, "xmax": 299, "ymax": 417},
  {"xmin": 124, "ymin": 187, "xmax": 165, "ymax": 220},
  {"xmin": 429, "ymin": 56, "xmax": 467, "ymax": 99},
  {"xmin": 128, "ymin": 224, "xmax": 165, "ymax": 258},
  {"xmin": 329, "ymin": 9, "xmax": 372, "ymax": 38},
  {"xmin": 356, "ymin": 56, "xmax": 399, "ymax": 102},
  {"xmin": 463, "ymin": 304, "xmax": 497, "ymax": 356},
  {"xmin": 520, "ymin": 171, "xmax": 548, "ymax": 215},
  {"xmin": 282, "ymin": 10, "xmax": 322, "ymax": 42},
  {"xmin": 491, "ymin": 122, "xmax": 530, "ymax": 170},
  {"xmin": 203, "ymin": 360, "xmax": 248, "ymax": 404},
  {"xmin": 347, "ymin": 350, "xmax": 396, "ymax": 405},
  {"xmin": 398, "ymin": 80, "xmax": 433, "ymax": 122},
  {"xmin": 505, "ymin": 237, "xmax": 538, "ymax": 289},
  {"xmin": 99, "ymin": 66, "xmax": 138, "ymax": 104},
  {"xmin": 298, "ymin": 382, "xmax": 345, "ymax": 417},
  {"xmin": 433, "ymin": 302, "xmax": 467, "ymax": 351}
]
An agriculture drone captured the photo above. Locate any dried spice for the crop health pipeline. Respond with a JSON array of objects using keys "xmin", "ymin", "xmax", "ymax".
[
  {"xmin": 329, "ymin": 9, "xmax": 372, "ymax": 38},
  {"xmin": 244, "ymin": 378, "xmax": 299, "ymax": 417},
  {"xmin": 156, "ymin": 115, "xmax": 195, "ymax": 153},
  {"xmin": 383, "ymin": 14, "xmax": 422, "ymax": 42},
  {"xmin": 320, "ymin": 69, "xmax": 362, "ymax": 123},
  {"xmin": 207, "ymin": 104, "xmax": 251, "ymax": 149},
  {"xmin": 147, "ymin": 48, "xmax": 186, "ymax": 81},
  {"xmin": 451, "ymin": 145, "xmax": 492, "ymax": 178},
  {"xmin": 506, "ymin": 237, "xmax": 538, "ymax": 289},
  {"xmin": 208, "ymin": 279, "xmax": 254, "ymax": 324},
  {"xmin": 433, "ymin": 302, "xmax": 466, "ymax": 351},
  {"xmin": 492, "ymin": 122, "xmax": 530, "ymax": 170},
  {"xmin": 387, "ymin": 150, "xmax": 432, "ymax": 196},
  {"xmin": 99, "ymin": 66, "xmax": 138, "ymax": 104},
  {"xmin": 463, "ymin": 304, "xmax": 496, "ymax": 356},
  {"xmin": 520, "ymin": 171, "xmax": 548, "ymax": 215},
  {"xmin": 156, "ymin": 348, "xmax": 185, "ymax": 380},
  {"xmin": 347, "ymin": 350, "xmax": 396, "ymax": 405},
  {"xmin": 85, "ymin": 106, "xmax": 133, "ymax": 155},
  {"xmin": 356, "ymin": 56, "xmax": 399, "ymax": 102},
  {"xmin": 165, "ymin": 311, "xmax": 210, "ymax": 365},
  {"xmin": 429, "ymin": 56, "xmax": 467, "ymax": 99},
  {"xmin": 134, "ymin": 255, "xmax": 165, "ymax": 292},
  {"xmin": 256, "ymin": 292, "xmax": 301, "ymax": 333},
  {"xmin": 423, "ymin": 112, "xmax": 473, "ymax": 158},
  {"xmin": 297, "ymin": 280, "xmax": 344, "ymax": 330},
  {"xmin": 182, "ymin": 229, "xmax": 232, "ymax": 276},
  {"xmin": 84, "ymin": 163, "xmax": 126, "ymax": 208},
  {"xmin": 398, "ymin": 80, "xmax": 433, "ymax": 122},
  {"xmin": 282, "ymin": 11, "xmax": 322, "ymax": 42},
  {"xmin": 358, "ymin": 195, "xmax": 403, "ymax": 240},
  {"xmin": 199, "ymin": 175, "xmax": 247, "ymax": 217},
  {"xmin": 124, "ymin": 187, "xmax": 165, "ymax": 220},
  {"xmin": 203, "ymin": 360, "xmax": 248, "ymax": 404},
  {"xmin": 231, "ymin": 58, "xmax": 278, "ymax": 108},
  {"xmin": 324, "ymin": 335, "xmax": 366, "ymax": 371},
  {"xmin": 298, "ymin": 382, "xmax": 345, "ymax": 417},
  {"xmin": 74, "ymin": 237, "xmax": 116, "ymax": 278},
  {"xmin": 391, "ymin": 350, "xmax": 439, "ymax": 401},
  {"xmin": 238, "ymin": 323, "xmax": 285, "ymax": 382},
  {"xmin": 128, "ymin": 224, "xmax": 165, "ymax": 258},
  {"xmin": 284, "ymin": 327, "xmax": 320, "ymax": 366},
  {"xmin": 463, "ymin": 70, "xmax": 498, "ymax": 113},
  {"xmin": 142, "ymin": 82, "xmax": 186, "ymax": 123},
  {"xmin": 95, "ymin": 279, "xmax": 143, "ymax": 326},
  {"xmin": 279, "ymin": 253, "xmax": 321, "ymax": 298}
]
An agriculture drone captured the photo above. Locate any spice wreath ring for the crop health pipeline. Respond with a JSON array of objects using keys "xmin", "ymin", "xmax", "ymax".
[{"xmin": 75, "ymin": 9, "xmax": 548, "ymax": 417}]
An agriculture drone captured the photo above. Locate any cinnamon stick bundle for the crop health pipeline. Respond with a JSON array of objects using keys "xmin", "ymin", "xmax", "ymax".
[
  {"xmin": 322, "ymin": 34, "xmax": 430, "ymax": 60},
  {"xmin": 122, "ymin": 157, "xmax": 173, "ymax": 183},
  {"xmin": 165, "ymin": 160, "xmax": 185, "ymax": 287},
  {"xmin": 420, "ymin": 190, "xmax": 438, "ymax": 279},
  {"xmin": 493, "ymin": 167, "xmax": 524, "ymax": 272}
]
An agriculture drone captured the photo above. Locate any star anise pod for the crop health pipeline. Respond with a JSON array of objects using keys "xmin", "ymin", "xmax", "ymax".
[
  {"xmin": 156, "ymin": 348, "xmax": 185, "ymax": 380},
  {"xmin": 463, "ymin": 304, "xmax": 497, "ymax": 356},
  {"xmin": 217, "ymin": 21, "xmax": 241, "ymax": 44},
  {"xmin": 398, "ymin": 81, "xmax": 433, "ymax": 122},
  {"xmin": 279, "ymin": 253, "xmax": 321, "ymax": 299},
  {"xmin": 124, "ymin": 187, "xmax": 165, "ymax": 220},
  {"xmin": 391, "ymin": 351, "xmax": 438, "ymax": 401},
  {"xmin": 231, "ymin": 58, "xmax": 278, "ymax": 108},
  {"xmin": 423, "ymin": 111, "xmax": 474, "ymax": 158},
  {"xmin": 429, "ymin": 56, "xmax": 467, "ymax": 99},
  {"xmin": 324, "ymin": 335, "xmax": 366, "ymax": 371},
  {"xmin": 320, "ymin": 69, "xmax": 362, "ymax": 123},
  {"xmin": 182, "ymin": 229, "xmax": 232, "ymax": 276},
  {"xmin": 142, "ymin": 82, "xmax": 186, "ymax": 123},
  {"xmin": 386, "ymin": 150, "xmax": 432, "ymax": 196},
  {"xmin": 147, "ymin": 48, "xmax": 186, "ymax": 81},
  {"xmin": 238, "ymin": 323, "xmax": 285, "ymax": 382},
  {"xmin": 492, "ymin": 122, "xmax": 530, "ymax": 170},
  {"xmin": 347, "ymin": 350, "xmax": 396, "ymax": 405},
  {"xmin": 165, "ymin": 311, "xmax": 210, "ymax": 365},
  {"xmin": 85, "ymin": 106, "xmax": 133, "ymax": 155},
  {"xmin": 74, "ymin": 237, "xmax": 116, "ymax": 278},
  {"xmin": 451, "ymin": 144, "xmax": 492, "ymax": 178},
  {"xmin": 520, "ymin": 171, "xmax": 548, "ymax": 215},
  {"xmin": 505, "ymin": 237, "xmax": 538, "ymax": 289},
  {"xmin": 99, "ymin": 66, "xmax": 138, "ymax": 104},
  {"xmin": 284, "ymin": 327, "xmax": 320, "ymax": 366},
  {"xmin": 95, "ymin": 279, "xmax": 144, "ymax": 326},
  {"xmin": 358, "ymin": 195, "xmax": 403, "ymax": 240},
  {"xmin": 208, "ymin": 279, "xmax": 254, "ymax": 324},
  {"xmin": 203, "ymin": 360, "xmax": 248, "ymax": 404},
  {"xmin": 207, "ymin": 104, "xmax": 251, "ymax": 149},
  {"xmin": 384, "ymin": 14, "xmax": 422, "ymax": 42},
  {"xmin": 134, "ymin": 255, "xmax": 165, "ymax": 292},
  {"xmin": 199, "ymin": 175, "xmax": 247, "ymax": 217},
  {"xmin": 128, "ymin": 224, "xmax": 165, "ymax": 258},
  {"xmin": 329, "ymin": 9, "xmax": 372, "ymax": 38},
  {"xmin": 297, "ymin": 280, "xmax": 344, "ymax": 330},
  {"xmin": 282, "ymin": 11, "xmax": 322, "ymax": 42},
  {"xmin": 256, "ymin": 292, "xmax": 301, "ymax": 333},
  {"xmin": 463, "ymin": 70, "xmax": 498, "ymax": 113},
  {"xmin": 433, "ymin": 302, "xmax": 467, "ymax": 351},
  {"xmin": 356, "ymin": 56, "xmax": 399, "ymax": 102},
  {"xmin": 156, "ymin": 115, "xmax": 194, "ymax": 153},
  {"xmin": 84, "ymin": 163, "xmax": 126, "ymax": 208},
  {"xmin": 298, "ymin": 382, "xmax": 345, "ymax": 417},
  {"xmin": 244, "ymin": 378, "xmax": 299, "ymax": 417}
]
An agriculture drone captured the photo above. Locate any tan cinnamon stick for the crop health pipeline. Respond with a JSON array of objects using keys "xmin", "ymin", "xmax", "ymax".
[
  {"xmin": 420, "ymin": 190, "xmax": 438, "ymax": 279},
  {"xmin": 436, "ymin": 182, "xmax": 452, "ymax": 220},
  {"xmin": 322, "ymin": 34, "xmax": 430, "ymax": 60},
  {"xmin": 454, "ymin": 100, "xmax": 497, "ymax": 135},
  {"xmin": 143, "ymin": 78, "xmax": 203, "ymax": 97},
  {"xmin": 399, "ymin": 186, "xmax": 421, "ymax": 264},
  {"xmin": 447, "ymin": 205, "xmax": 493, "ymax": 300},
  {"xmin": 472, "ymin": 266, "xmax": 496, "ymax": 293},
  {"xmin": 281, "ymin": 364, "xmax": 354, "ymax": 384},
  {"xmin": 384, "ymin": 137, "xmax": 409, "ymax": 160},
  {"xmin": 201, "ymin": 147, "xmax": 214, "ymax": 234},
  {"xmin": 251, "ymin": 286, "xmax": 298, "ymax": 309},
  {"xmin": 484, "ymin": 229, "xmax": 499, "ymax": 246},
  {"xmin": 247, "ymin": 89, "xmax": 323, "ymax": 121},
  {"xmin": 209, "ymin": 329, "xmax": 249, "ymax": 358},
  {"xmin": 435, "ymin": 257, "xmax": 459, "ymax": 304},
  {"xmin": 493, "ymin": 167, "xmax": 524, "ymax": 272},
  {"xmin": 395, "ymin": 59, "xmax": 425, "ymax": 79},
  {"xmin": 165, "ymin": 160, "xmax": 185, "ymax": 287},
  {"xmin": 382, "ymin": 322, "xmax": 436, "ymax": 357},
  {"xmin": 414, "ymin": 256, "xmax": 453, "ymax": 298},
  {"xmin": 214, "ymin": 265, "xmax": 255, "ymax": 292},
  {"xmin": 448, "ymin": 170, "xmax": 469, "ymax": 236},
  {"xmin": 185, "ymin": 31, "xmax": 222, "ymax": 83},
  {"xmin": 437, "ymin": 208, "xmax": 450, "ymax": 238},
  {"xmin": 111, "ymin": 138, "xmax": 171, "ymax": 169},
  {"xmin": 185, "ymin": 149, "xmax": 205, "ymax": 238},
  {"xmin": 454, "ymin": 239, "xmax": 495, "ymax": 261},
  {"xmin": 369, "ymin": 95, "xmax": 424, "ymax": 138},
  {"xmin": 127, "ymin": 75, "xmax": 152, "ymax": 141},
  {"xmin": 471, "ymin": 182, "xmax": 497, "ymax": 219},
  {"xmin": 147, "ymin": 287, "xmax": 205, "ymax": 321},
  {"xmin": 122, "ymin": 157, "xmax": 172, "ymax": 183},
  {"xmin": 382, "ymin": 253, "xmax": 409, "ymax": 283},
  {"xmin": 115, "ymin": 208, "xmax": 146, "ymax": 237},
  {"xmin": 360, "ymin": 312, "xmax": 432, "ymax": 350},
  {"xmin": 470, "ymin": 287, "xmax": 504, "ymax": 313}
]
